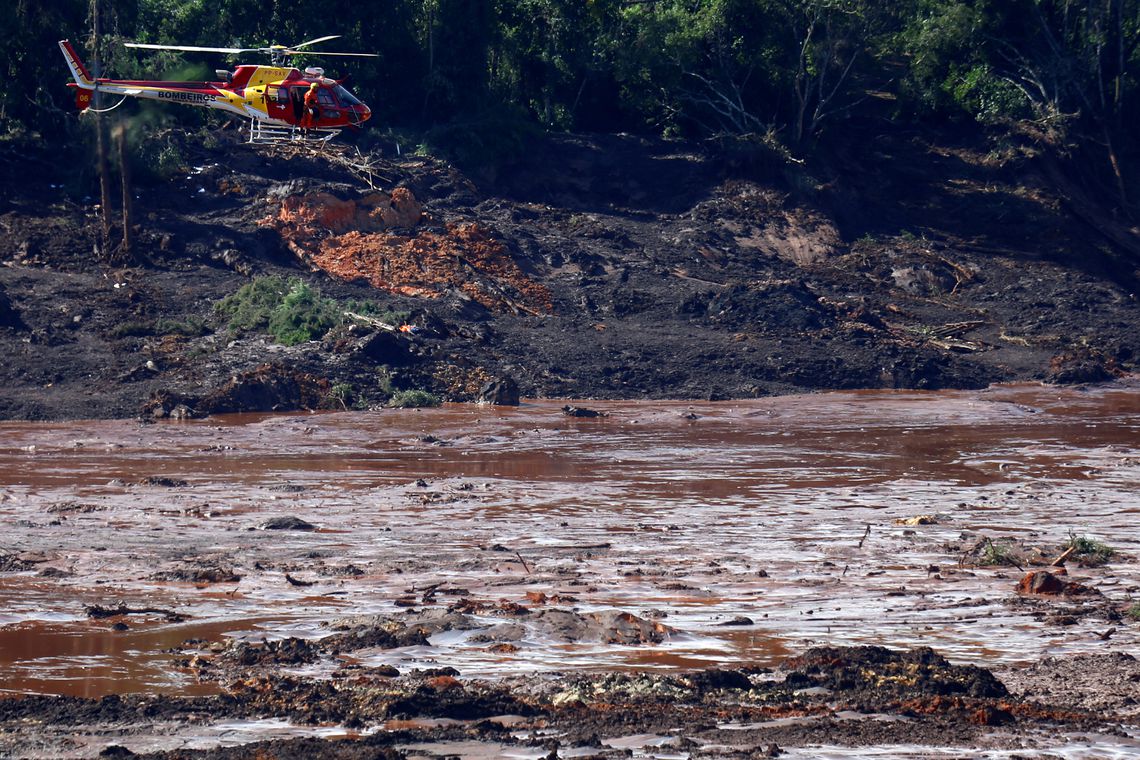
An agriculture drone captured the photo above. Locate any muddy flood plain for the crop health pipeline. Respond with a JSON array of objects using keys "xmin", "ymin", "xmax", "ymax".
[{"xmin": 1, "ymin": 382, "xmax": 1139, "ymax": 758}]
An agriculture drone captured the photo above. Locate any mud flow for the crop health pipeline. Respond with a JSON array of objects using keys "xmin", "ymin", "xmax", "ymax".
[{"xmin": 1, "ymin": 382, "xmax": 1139, "ymax": 757}]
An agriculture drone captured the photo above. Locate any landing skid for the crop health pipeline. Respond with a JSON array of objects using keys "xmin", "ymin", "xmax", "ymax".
[{"xmin": 248, "ymin": 121, "xmax": 341, "ymax": 144}]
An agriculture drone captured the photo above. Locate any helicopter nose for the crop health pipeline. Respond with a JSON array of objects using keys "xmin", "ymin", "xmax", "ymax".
[{"xmin": 357, "ymin": 104, "xmax": 371, "ymax": 123}]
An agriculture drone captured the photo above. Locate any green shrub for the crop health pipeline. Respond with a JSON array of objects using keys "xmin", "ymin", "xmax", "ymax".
[
  {"xmin": 266, "ymin": 281, "xmax": 341, "ymax": 346},
  {"xmin": 215, "ymin": 276, "xmax": 292, "ymax": 333},
  {"xmin": 387, "ymin": 389, "xmax": 441, "ymax": 408},
  {"xmin": 154, "ymin": 317, "xmax": 208, "ymax": 337},
  {"xmin": 1126, "ymin": 604, "xmax": 1140, "ymax": 622},
  {"xmin": 215, "ymin": 276, "xmax": 342, "ymax": 345}
]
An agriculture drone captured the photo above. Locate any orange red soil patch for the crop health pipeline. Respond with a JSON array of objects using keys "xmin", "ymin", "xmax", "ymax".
[{"xmin": 263, "ymin": 188, "xmax": 552, "ymax": 314}]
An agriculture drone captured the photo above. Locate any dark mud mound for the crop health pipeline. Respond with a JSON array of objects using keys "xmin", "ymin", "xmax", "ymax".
[{"xmin": 782, "ymin": 645, "xmax": 1008, "ymax": 701}]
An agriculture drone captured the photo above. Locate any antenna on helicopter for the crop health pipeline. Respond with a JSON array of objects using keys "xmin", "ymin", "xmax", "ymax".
[{"xmin": 124, "ymin": 35, "xmax": 379, "ymax": 66}]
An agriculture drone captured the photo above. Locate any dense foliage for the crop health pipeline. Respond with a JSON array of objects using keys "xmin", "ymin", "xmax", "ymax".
[{"xmin": 3, "ymin": 1, "xmax": 1138, "ymax": 209}]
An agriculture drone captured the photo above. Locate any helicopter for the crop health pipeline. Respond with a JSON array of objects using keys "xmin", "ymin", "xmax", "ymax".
[{"xmin": 59, "ymin": 36, "xmax": 376, "ymax": 143}]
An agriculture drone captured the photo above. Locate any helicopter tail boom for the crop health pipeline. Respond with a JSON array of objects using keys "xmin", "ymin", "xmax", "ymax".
[{"xmin": 59, "ymin": 40, "xmax": 94, "ymax": 89}]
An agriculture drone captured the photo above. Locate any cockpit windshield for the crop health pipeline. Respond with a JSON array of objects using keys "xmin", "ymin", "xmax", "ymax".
[{"xmin": 334, "ymin": 85, "xmax": 361, "ymax": 106}]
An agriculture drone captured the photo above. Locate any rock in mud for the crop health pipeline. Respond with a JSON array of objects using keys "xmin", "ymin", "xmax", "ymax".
[
  {"xmin": 478, "ymin": 376, "xmax": 520, "ymax": 406},
  {"xmin": 686, "ymin": 668, "xmax": 754, "ymax": 692},
  {"xmin": 260, "ymin": 516, "xmax": 316, "ymax": 531},
  {"xmin": 1015, "ymin": 570, "xmax": 1101, "ymax": 596},
  {"xmin": 342, "ymin": 329, "xmax": 415, "ymax": 366}
]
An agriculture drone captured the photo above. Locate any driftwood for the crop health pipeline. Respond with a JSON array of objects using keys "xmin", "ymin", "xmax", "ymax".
[
  {"xmin": 1050, "ymin": 546, "xmax": 1076, "ymax": 567},
  {"xmin": 85, "ymin": 603, "xmax": 186, "ymax": 622}
]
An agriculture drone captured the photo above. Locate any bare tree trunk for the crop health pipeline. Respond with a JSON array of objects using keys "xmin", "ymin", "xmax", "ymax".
[
  {"xmin": 115, "ymin": 124, "xmax": 134, "ymax": 261},
  {"xmin": 92, "ymin": 0, "xmax": 113, "ymax": 260}
]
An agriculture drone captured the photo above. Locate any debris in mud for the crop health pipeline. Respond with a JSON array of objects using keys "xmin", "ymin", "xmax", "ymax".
[
  {"xmin": 894, "ymin": 514, "xmax": 938, "ymax": 526},
  {"xmin": 152, "ymin": 564, "xmax": 241, "ymax": 584},
  {"xmin": 222, "ymin": 637, "xmax": 320, "ymax": 667},
  {"xmin": 284, "ymin": 573, "xmax": 316, "ymax": 587},
  {"xmin": 781, "ymin": 645, "xmax": 1008, "ymax": 701},
  {"xmin": 137, "ymin": 475, "xmax": 189, "ymax": 487},
  {"xmin": 0, "ymin": 553, "xmax": 41, "ymax": 572},
  {"xmin": 84, "ymin": 603, "xmax": 187, "ymax": 623},
  {"xmin": 562, "ymin": 405, "xmax": 603, "ymax": 418},
  {"xmin": 1045, "ymin": 346, "xmax": 1124, "ymax": 385}
]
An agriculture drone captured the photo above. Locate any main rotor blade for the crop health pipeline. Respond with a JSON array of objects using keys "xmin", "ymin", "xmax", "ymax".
[
  {"xmin": 125, "ymin": 42, "xmax": 255, "ymax": 54},
  {"xmin": 290, "ymin": 35, "xmax": 341, "ymax": 50},
  {"xmin": 285, "ymin": 50, "xmax": 380, "ymax": 57}
]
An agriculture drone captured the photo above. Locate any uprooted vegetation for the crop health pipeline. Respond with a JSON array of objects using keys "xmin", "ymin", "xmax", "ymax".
[{"xmin": 956, "ymin": 534, "xmax": 1122, "ymax": 569}]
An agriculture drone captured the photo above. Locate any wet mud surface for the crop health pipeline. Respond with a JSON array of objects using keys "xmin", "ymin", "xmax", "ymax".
[{"xmin": 1, "ymin": 384, "xmax": 1139, "ymax": 757}]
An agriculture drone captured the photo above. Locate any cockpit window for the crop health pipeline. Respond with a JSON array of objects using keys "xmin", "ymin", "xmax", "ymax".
[{"xmin": 333, "ymin": 84, "xmax": 361, "ymax": 106}]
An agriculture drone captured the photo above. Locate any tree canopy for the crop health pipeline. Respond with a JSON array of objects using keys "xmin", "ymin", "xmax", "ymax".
[{"xmin": 4, "ymin": 0, "xmax": 1139, "ymax": 209}]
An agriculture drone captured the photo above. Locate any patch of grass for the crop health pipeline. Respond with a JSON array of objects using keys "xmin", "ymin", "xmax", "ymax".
[
  {"xmin": 376, "ymin": 366, "xmax": 395, "ymax": 395},
  {"xmin": 109, "ymin": 321, "xmax": 155, "ymax": 338},
  {"xmin": 1066, "ymin": 534, "xmax": 1114, "ymax": 566},
  {"xmin": 154, "ymin": 317, "xmax": 208, "ymax": 337},
  {"xmin": 387, "ymin": 389, "xmax": 441, "ymax": 408},
  {"xmin": 1126, "ymin": 604, "xmax": 1140, "ymax": 621}
]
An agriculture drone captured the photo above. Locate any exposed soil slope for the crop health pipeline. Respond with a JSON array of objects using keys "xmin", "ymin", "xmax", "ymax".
[{"xmin": 0, "ymin": 128, "xmax": 1136, "ymax": 419}]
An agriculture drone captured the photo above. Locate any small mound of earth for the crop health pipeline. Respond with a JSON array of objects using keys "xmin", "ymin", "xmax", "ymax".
[
  {"xmin": 781, "ymin": 645, "xmax": 1008, "ymax": 701},
  {"xmin": 997, "ymin": 652, "xmax": 1140, "ymax": 720},
  {"xmin": 152, "ymin": 564, "xmax": 241, "ymax": 584},
  {"xmin": 476, "ymin": 608, "xmax": 674, "ymax": 645},
  {"xmin": 322, "ymin": 609, "xmax": 480, "ymax": 652}
]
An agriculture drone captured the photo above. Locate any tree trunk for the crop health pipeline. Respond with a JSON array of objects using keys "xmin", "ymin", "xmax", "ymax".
[{"xmin": 115, "ymin": 124, "xmax": 134, "ymax": 262}]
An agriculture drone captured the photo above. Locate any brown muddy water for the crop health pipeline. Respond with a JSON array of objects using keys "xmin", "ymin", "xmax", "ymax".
[{"xmin": 1, "ymin": 382, "xmax": 1138, "ymax": 709}]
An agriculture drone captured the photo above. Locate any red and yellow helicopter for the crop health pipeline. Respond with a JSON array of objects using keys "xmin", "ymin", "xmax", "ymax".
[{"xmin": 59, "ymin": 36, "xmax": 375, "ymax": 142}]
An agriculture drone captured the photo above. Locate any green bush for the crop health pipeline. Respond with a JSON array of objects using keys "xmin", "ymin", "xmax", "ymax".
[
  {"xmin": 215, "ymin": 276, "xmax": 292, "ymax": 333},
  {"xmin": 387, "ymin": 389, "xmax": 441, "ymax": 408},
  {"xmin": 215, "ymin": 276, "xmax": 341, "ymax": 346},
  {"xmin": 266, "ymin": 281, "xmax": 341, "ymax": 346}
]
